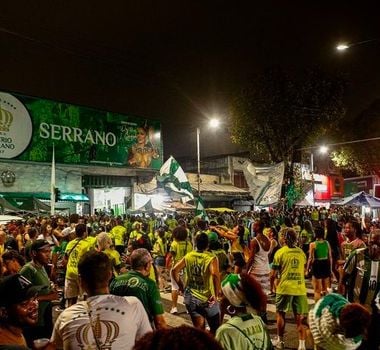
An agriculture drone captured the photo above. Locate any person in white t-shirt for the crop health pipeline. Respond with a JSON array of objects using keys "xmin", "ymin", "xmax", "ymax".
[{"xmin": 51, "ymin": 251, "xmax": 152, "ymax": 350}]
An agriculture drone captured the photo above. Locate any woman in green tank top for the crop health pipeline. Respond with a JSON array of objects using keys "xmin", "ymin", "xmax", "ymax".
[{"xmin": 306, "ymin": 226, "xmax": 332, "ymax": 301}]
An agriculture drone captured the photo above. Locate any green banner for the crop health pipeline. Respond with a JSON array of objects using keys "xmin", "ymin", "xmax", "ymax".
[{"xmin": 0, "ymin": 92, "xmax": 163, "ymax": 169}]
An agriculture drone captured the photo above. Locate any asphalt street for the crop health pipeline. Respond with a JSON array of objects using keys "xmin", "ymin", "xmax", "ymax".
[{"xmin": 160, "ymin": 278, "xmax": 318, "ymax": 350}]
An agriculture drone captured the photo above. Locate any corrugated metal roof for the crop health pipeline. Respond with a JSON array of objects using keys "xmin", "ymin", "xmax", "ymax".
[{"xmin": 191, "ymin": 183, "xmax": 249, "ymax": 195}]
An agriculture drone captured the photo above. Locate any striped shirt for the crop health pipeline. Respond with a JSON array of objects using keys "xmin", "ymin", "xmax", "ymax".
[{"xmin": 343, "ymin": 248, "xmax": 380, "ymax": 312}]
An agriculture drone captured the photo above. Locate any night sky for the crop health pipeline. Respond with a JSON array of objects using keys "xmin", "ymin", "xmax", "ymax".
[{"xmin": 1, "ymin": 1, "xmax": 379, "ymax": 159}]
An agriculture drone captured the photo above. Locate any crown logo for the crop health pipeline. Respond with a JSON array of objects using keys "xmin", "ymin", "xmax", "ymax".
[
  {"xmin": 0, "ymin": 106, "xmax": 13, "ymax": 132},
  {"xmin": 76, "ymin": 314, "xmax": 120, "ymax": 350}
]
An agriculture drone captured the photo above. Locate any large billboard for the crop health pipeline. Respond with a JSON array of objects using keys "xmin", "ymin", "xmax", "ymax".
[{"xmin": 0, "ymin": 92, "xmax": 163, "ymax": 170}]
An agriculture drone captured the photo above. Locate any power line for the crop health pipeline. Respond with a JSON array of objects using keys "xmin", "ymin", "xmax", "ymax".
[{"xmin": 298, "ymin": 136, "xmax": 380, "ymax": 151}]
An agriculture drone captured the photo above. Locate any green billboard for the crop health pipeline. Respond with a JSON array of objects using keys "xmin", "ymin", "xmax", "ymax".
[{"xmin": 0, "ymin": 92, "xmax": 163, "ymax": 170}]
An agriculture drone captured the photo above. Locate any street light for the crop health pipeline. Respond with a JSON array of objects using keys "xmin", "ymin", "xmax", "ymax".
[
  {"xmin": 300, "ymin": 137, "xmax": 380, "ymax": 205},
  {"xmin": 196, "ymin": 118, "xmax": 220, "ymax": 196},
  {"xmin": 336, "ymin": 43, "xmax": 349, "ymax": 51},
  {"xmin": 335, "ymin": 39, "xmax": 379, "ymax": 52}
]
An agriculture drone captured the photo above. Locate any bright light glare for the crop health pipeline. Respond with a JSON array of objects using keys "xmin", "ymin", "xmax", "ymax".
[
  {"xmin": 209, "ymin": 118, "xmax": 220, "ymax": 128},
  {"xmin": 153, "ymin": 131, "xmax": 161, "ymax": 140},
  {"xmin": 336, "ymin": 44, "xmax": 349, "ymax": 51},
  {"xmin": 319, "ymin": 145, "xmax": 329, "ymax": 154}
]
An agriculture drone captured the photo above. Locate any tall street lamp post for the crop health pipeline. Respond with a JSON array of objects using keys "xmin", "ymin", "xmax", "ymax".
[
  {"xmin": 197, "ymin": 118, "xmax": 220, "ymax": 196},
  {"xmin": 310, "ymin": 151, "xmax": 315, "ymax": 206},
  {"xmin": 309, "ymin": 146, "xmax": 329, "ymax": 206},
  {"xmin": 197, "ymin": 126, "xmax": 201, "ymax": 195}
]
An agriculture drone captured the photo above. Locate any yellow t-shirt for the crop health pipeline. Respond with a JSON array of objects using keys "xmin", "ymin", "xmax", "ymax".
[
  {"xmin": 263, "ymin": 227, "xmax": 271, "ymax": 237},
  {"xmin": 65, "ymin": 238, "xmax": 92, "ymax": 279},
  {"xmin": 272, "ymin": 246, "xmax": 307, "ymax": 295},
  {"xmin": 129, "ymin": 230, "xmax": 143, "ymax": 241},
  {"xmin": 103, "ymin": 248, "xmax": 122, "ymax": 276},
  {"xmin": 109, "ymin": 225, "xmax": 127, "ymax": 246},
  {"xmin": 184, "ymin": 251, "xmax": 216, "ymax": 301},
  {"xmin": 166, "ymin": 218, "xmax": 178, "ymax": 232},
  {"xmin": 170, "ymin": 240, "xmax": 193, "ymax": 265},
  {"xmin": 152, "ymin": 237, "xmax": 166, "ymax": 258},
  {"xmin": 85, "ymin": 236, "xmax": 97, "ymax": 249}
]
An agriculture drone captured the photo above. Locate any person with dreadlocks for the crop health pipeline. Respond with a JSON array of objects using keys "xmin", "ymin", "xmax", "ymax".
[{"xmin": 270, "ymin": 228, "xmax": 308, "ymax": 350}]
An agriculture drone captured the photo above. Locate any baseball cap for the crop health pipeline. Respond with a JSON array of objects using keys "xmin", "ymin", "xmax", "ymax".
[
  {"xmin": 31, "ymin": 239, "xmax": 51, "ymax": 252},
  {"xmin": 0, "ymin": 274, "xmax": 42, "ymax": 307}
]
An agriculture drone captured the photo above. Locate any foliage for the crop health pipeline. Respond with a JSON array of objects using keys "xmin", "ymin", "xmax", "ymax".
[
  {"xmin": 285, "ymin": 163, "xmax": 309, "ymax": 207},
  {"xmin": 230, "ymin": 67, "xmax": 346, "ymax": 168},
  {"xmin": 330, "ymin": 99, "xmax": 380, "ymax": 176}
]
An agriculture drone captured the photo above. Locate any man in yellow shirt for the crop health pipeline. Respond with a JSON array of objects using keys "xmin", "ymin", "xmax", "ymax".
[
  {"xmin": 64, "ymin": 224, "xmax": 92, "ymax": 306},
  {"xmin": 108, "ymin": 218, "xmax": 127, "ymax": 255},
  {"xmin": 172, "ymin": 232, "xmax": 221, "ymax": 334}
]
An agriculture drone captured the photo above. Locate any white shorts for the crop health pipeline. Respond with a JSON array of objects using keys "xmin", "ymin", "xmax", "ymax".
[
  {"xmin": 170, "ymin": 268, "xmax": 184, "ymax": 291},
  {"xmin": 64, "ymin": 277, "xmax": 83, "ymax": 299}
]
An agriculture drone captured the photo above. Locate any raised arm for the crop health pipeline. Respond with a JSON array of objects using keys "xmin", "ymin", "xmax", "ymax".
[{"xmin": 211, "ymin": 226, "xmax": 237, "ymax": 241}]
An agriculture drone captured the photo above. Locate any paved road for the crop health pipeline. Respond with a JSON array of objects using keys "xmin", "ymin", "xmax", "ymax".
[{"xmin": 160, "ymin": 278, "xmax": 319, "ymax": 350}]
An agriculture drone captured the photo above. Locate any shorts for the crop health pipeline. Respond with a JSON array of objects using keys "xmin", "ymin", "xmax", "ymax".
[
  {"xmin": 275, "ymin": 294, "xmax": 308, "ymax": 315},
  {"xmin": 312, "ymin": 259, "xmax": 331, "ymax": 279},
  {"xmin": 250, "ymin": 273, "xmax": 270, "ymax": 294},
  {"xmin": 64, "ymin": 277, "xmax": 83, "ymax": 299},
  {"xmin": 232, "ymin": 252, "xmax": 245, "ymax": 268},
  {"xmin": 154, "ymin": 256, "xmax": 165, "ymax": 267},
  {"xmin": 170, "ymin": 268, "xmax": 183, "ymax": 291},
  {"xmin": 184, "ymin": 290, "xmax": 220, "ymax": 319}
]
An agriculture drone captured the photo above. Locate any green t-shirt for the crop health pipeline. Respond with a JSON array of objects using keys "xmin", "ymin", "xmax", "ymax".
[
  {"xmin": 272, "ymin": 246, "xmax": 307, "ymax": 295},
  {"xmin": 315, "ymin": 240, "xmax": 329, "ymax": 260},
  {"xmin": 109, "ymin": 225, "xmax": 127, "ymax": 246},
  {"xmin": 184, "ymin": 250, "xmax": 216, "ymax": 301},
  {"xmin": 215, "ymin": 313, "xmax": 272, "ymax": 350},
  {"xmin": 52, "ymin": 240, "xmax": 68, "ymax": 255},
  {"xmin": 20, "ymin": 262, "xmax": 52, "ymax": 327},
  {"xmin": 110, "ymin": 270, "xmax": 164, "ymax": 321}
]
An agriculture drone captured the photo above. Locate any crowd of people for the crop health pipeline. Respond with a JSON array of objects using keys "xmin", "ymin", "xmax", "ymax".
[{"xmin": 0, "ymin": 206, "xmax": 378, "ymax": 350}]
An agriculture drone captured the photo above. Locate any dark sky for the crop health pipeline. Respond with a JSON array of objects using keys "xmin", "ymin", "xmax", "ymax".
[{"xmin": 1, "ymin": 1, "xmax": 379, "ymax": 159}]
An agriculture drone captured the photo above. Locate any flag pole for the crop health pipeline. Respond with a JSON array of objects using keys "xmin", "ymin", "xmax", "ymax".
[
  {"xmin": 196, "ymin": 127, "xmax": 201, "ymax": 196},
  {"xmin": 51, "ymin": 143, "xmax": 56, "ymax": 216}
]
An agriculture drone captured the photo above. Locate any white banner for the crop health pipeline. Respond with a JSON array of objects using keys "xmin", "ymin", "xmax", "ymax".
[{"xmin": 240, "ymin": 160, "xmax": 284, "ymax": 206}]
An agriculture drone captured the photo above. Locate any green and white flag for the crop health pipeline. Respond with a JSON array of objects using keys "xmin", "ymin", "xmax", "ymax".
[
  {"xmin": 157, "ymin": 156, "xmax": 194, "ymax": 200},
  {"xmin": 195, "ymin": 196, "xmax": 209, "ymax": 221}
]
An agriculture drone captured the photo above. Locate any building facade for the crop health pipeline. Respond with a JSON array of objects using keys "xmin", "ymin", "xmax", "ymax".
[{"xmin": 0, "ymin": 91, "xmax": 162, "ymax": 214}]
